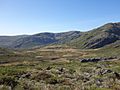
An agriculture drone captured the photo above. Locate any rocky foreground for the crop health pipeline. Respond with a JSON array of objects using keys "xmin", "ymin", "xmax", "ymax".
[{"xmin": 0, "ymin": 60, "xmax": 120, "ymax": 90}]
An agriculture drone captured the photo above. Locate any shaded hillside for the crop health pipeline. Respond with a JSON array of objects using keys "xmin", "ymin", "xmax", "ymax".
[
  {"xmin": 11, "ymin": 33, "xmax": 57, "ymax": 48},
  {"xmin": 0, "ymin": 31, "xmax": 81, "ymax": 49},
  {"xmin": 0, "ymin": 35, "xmax": 28, "ymax": 47}
]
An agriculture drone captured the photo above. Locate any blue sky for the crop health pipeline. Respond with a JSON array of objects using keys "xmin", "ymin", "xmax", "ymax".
[{"xmin": 0, "ymin": 0, "xmax": 120, "ymax": 35}]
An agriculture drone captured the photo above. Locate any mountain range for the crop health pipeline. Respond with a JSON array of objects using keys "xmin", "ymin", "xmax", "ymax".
[{"xmin": 0, "ymin": 22, "xmax": 120, "ymax": 49}]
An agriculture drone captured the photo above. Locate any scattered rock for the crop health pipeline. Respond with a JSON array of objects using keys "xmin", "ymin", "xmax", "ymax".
[
  {"xmin": 99, "ymin": 69, "xmax": 113, "ymax": 75},
  {"xmin": 0, "ymin": 61, "xmax": 9, "ymax": 64},
  {"xmin": 46, "ymin": 66, "xmax": 52, "ymax": 70},
  {"xmin": 21, "ymin": 73, "xmax": 31, "ymax": 78},
  {"xmin": 58, "ymin": 67, "xmax": 65, "ymax": 72},
  {"xmin": 113, "ymin": 72, "xmax": 120, "ymax": 79}
]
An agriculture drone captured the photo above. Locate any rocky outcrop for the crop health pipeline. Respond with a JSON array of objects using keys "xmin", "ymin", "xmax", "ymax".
[{"xmin": 80, "ymin": 57, "xmax": 117, "ymax": 63}]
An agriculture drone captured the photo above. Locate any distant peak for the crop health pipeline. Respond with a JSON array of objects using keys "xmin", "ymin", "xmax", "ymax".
[
  {"xmin": 104, "ymin": 22, "xmax": 120, "ymax": 27},
  {"xmin": 96, "ymin": 22, "xmax": 120, "ymax": 32}
]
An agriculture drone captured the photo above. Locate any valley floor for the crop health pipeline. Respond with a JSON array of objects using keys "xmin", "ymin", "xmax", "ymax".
[{"xmin": 0, "ymin": 45, "xmax": 120, "ymax": 90}]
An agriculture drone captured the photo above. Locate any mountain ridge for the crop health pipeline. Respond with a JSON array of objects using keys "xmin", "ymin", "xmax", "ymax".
[{"xmin": 0, "ymin": 22, "xmax": 120, "ymax": 49}]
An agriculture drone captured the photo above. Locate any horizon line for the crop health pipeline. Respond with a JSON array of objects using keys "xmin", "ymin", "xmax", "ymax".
[{"xmin": 0, "ymin": 22, "xmax": 119, "ymax": 36}]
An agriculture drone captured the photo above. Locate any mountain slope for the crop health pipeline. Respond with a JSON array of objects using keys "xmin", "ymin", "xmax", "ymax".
[
  {"xmin": 0, "ymin": 31, "xmax": 81, "ymax": 49},
  {"xmin": 0, "ymin": 35, "xmax": 28, "ymax": 47},
  {"xmin": 68, "ymin": 22, "xmax": 120, "ymax": 49},
  {"xmin": 0, "ymin": 22, "xmax": 120, "ymax": 49}
]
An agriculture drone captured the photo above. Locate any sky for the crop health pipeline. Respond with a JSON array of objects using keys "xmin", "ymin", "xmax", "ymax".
[{"xmin": 0, "ymin": 0, "xmax": 120, "ymax": 35}]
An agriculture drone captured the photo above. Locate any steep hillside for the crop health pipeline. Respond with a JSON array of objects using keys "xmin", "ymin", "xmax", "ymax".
[{"xmin": 69, "ymin": 22, "xmax": 120, "ymax": 49}]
